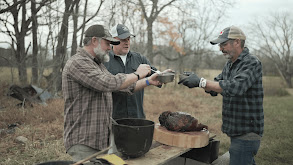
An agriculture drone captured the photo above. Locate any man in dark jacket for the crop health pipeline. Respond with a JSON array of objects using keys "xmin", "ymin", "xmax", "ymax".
[{"xmin": 104, "ymin": 24, "xmax": 160, "ymax": 119}]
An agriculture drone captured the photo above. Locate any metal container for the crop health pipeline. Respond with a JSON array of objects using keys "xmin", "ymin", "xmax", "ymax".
[
  {"xmin": 157, "ymin": 72, "xmax": 175, "ymax": 83},
  {"xmin": 113, "ymin": 118, "xmax": 155, "ymax": 158}
]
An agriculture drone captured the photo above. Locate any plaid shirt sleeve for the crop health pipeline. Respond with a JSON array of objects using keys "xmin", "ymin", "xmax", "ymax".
[
  {"xmin": 68, "ymin": 56, "xmax": 128, "ymax": 92},
  {"xmin": 219, "ymin": 58, "xmax": 262, "ymax": 96},
  {"xmin": 214, "ymin": 72, "xmax": 223, "ymax": 82}
]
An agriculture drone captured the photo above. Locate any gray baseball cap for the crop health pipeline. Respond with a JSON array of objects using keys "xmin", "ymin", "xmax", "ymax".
[
  {"xmin": 210, "ymin": 26, "xmax": 246, "ymax": 45},
  {"xmin": 110, "ymin": 24, "xmax": 135, "ymax": 39},
  {"xmin": 84, "ymin": 24, "xmax": 120, "ymax": 45}
]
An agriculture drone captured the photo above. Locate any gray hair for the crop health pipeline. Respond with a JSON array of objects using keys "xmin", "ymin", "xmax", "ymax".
[
  {"xmin": 240, "ymin": 40, "xmax": 245, "ymax": 48},
  {"xmin": 230, "ymin": 39, "xmax": 245, "ymax": 48}
]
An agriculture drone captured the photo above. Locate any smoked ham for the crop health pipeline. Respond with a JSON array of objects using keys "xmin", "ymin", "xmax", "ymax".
[{"xmin": 159, "ymin": 111, "xmax": 208, "ymax": 132}]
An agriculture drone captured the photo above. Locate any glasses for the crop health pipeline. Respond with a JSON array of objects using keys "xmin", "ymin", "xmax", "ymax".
[{"xmin": 219, "ymin": 39, "xmax": 235, "ymax": 48}]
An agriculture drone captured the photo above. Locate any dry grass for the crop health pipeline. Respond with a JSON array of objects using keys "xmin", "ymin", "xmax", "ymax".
[
  {"xmin": 0, "ymin": 68, "xmax": 292, "ymax": 164},
  {"xmin": 0, "ymin": 67, "xmax": 52, "ymax": 88},
  {"xmin": 0, "ymin": 97, "xmax": 70, "ymax": 164}
]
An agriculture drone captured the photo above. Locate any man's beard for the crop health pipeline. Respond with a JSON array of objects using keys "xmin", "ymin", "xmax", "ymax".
[
  {"xmin": 223, "ymin": 53, "xmax": 233, "ymax": 60},
  {"xmin": 94, "ymin": 45, "xmax": 110, "ymax": 62},
  {"xmin": 222, "ymin": 50, "xmax": 234, "ymax": 60}
]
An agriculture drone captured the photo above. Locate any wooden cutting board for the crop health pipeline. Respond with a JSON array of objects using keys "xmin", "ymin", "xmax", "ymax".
[{"xmin": 153, "ymin": 123, "xmax": 209, "ymax": 148}]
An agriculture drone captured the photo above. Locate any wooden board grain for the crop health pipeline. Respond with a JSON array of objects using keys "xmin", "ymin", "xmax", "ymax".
[
  {"xmin": 125, "ymin": 143, "xmax": 191, "ymax": 165},
  {"xmin": 153, "ymin": 123, "xmax": 209, "ymax": 148}
]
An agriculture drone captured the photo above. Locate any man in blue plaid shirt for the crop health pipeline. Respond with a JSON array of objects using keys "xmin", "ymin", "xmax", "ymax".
[{"xmin": 179, "ymin": 26, "xmax": 264, "ymax": 165}]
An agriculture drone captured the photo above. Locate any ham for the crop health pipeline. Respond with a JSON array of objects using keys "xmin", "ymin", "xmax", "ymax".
[{"xmin": 159, "ymin": 111, "xmax": 208, "ymax": 132}]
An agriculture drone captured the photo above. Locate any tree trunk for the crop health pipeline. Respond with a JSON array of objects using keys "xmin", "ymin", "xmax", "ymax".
[
  {"xmin": 16, "ymin": 1, "xmax": 28, "ymax": 85},
  {"xmin": 79, "ymin": 0, "xmax": 88, "ymax": 47},
  {"xmin": 147, "ymin": 21, "xmax": 154, "ymax": 63},
  {"xmin": 52, "ymin": 0, "xmax": 74, "ymax": 94},
  {"xmin": 16, "ymin": 41, "xmax": 28, "ymax": 85},
  {"xmin": 71, "ymin": 0, "xmax": 80, "ymax": 56},
  {"xmin": 31, "ymin": 0, "xmax": 38, "ymax": 84}
]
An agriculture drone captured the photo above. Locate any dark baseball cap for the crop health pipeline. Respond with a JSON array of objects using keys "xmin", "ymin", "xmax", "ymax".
[
  {"xmin": 110, "ymin": 24, "xmax": 135, "ymax": 39},
  {"xmin": 84, "ymin": 24, "xmax": 120, "ymax": 45},
  {"xmin": 210, "ymin": 26, "xmax": 246, "ymax": 45}
]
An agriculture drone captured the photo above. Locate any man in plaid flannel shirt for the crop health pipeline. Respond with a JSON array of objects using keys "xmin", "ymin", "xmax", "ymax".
[
  {"xmin": 179, "ymin": 26, "xmax": 264, "ymax": 165},
  {"xmin": 62, "ymin": 24, "xmax": 161, "ymax": 162}
]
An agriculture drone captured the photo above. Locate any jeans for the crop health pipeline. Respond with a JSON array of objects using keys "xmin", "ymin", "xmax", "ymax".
[
  {"xmin": 67, "ymin": 144, "xmax": 100, "ymax": 163},
  {"xmin": 229, "ymin": 138, "xmax": 260, "ymax": 165}
]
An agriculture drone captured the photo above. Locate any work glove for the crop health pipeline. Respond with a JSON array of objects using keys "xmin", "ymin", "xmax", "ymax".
[
  {"xmin": 205, "ymin": 90, "xmax": 218, "ymax": 97},
  {"xmin": 178, "ymin": 73, "xmax": 201, "ymax": 88}
]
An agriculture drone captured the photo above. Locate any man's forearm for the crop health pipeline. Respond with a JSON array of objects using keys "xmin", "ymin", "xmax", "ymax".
[
  {"xmin": 204, "ymin": 80, "xmax": 223, "ymax": 93},
  {"xmin": 119, "ymin": 73, "xmax": 139, "ymax": 90},
  {"xmin": 134, "ymin": 78, "xmax": 149, "ymax": 92}
]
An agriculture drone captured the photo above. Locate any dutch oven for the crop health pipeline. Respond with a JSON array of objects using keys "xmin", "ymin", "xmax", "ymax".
[{"xmin": 113, "ymin": 118, "xmax": 155, "ymax": 158}]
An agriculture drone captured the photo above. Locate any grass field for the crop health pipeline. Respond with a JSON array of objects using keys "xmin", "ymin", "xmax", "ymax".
[{"xmin": 0, "ymin": 68, "xmax": 292, "ymax": 165}]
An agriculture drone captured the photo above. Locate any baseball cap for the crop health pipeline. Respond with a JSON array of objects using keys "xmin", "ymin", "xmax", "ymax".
[
  {"xmin": 210, "ymin": 26, "xmax": 246, "ymax": 45},
  {"xmin": 84, "ymin": 24, "xmax": 120, "ymax": 45},
  {"xmin": 110, "ymin": 24, "xmax": 135, "ymax": 39}
]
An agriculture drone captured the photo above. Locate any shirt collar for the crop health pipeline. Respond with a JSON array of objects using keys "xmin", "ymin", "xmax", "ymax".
[
  {"xmin": 77, "ymin": 47, "xmax": 101, "ymax": 64},
  {"xmin": 228, "ymin": 47, "xmax": 249, "ymax": 64},
  {"xmin": 237, "ymin": 47, "xmax": 249, "ymax": 61}
]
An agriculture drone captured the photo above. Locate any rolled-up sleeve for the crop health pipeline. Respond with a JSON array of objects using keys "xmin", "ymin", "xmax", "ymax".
[{"xmin": 68, "ymin": 57, "xmax": 127, "ymax": 92}]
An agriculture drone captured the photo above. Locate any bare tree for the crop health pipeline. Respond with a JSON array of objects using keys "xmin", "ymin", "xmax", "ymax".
[
  {"xmin": 251, "ymin": 12, "xmax": 293, "ymax": 88},
  {"xmin": 70, "ymin": 0, "xmax": 80, "ymax": 56},
  {"xmin": 151, "ymin": 0, "xmax": 228, "ymax": 73},
  {"xmin": 37, "ymin": 0, "xmax": 58, "ymax": 86},
  {"xmin": 31, "ymin": 0, "xmax": 38, "ymax": 84},
  {"xmin": 138, "ymin": 0, "xmax": 177, "ymax": 63},
  {"xmin": 0, "ymin": 0, "xmax": 50, "ymax": 85},
  {"xmin": 71, "ymin": 0, "xmax": 105, "ymax": 55},
  {"xmin": 107, "ymin": 0, "xmax": 145, "ymax": 52},
  {"xmin": 78, "ymin": 0, "xmax": 105, "ymax": 48},
  {"xmin": 51, "ymin": 0, "xmax": 77, "ymax": 93},
  {"xmin": 179, "ymin": 1, "xmax": 225, "ymax": 72}
]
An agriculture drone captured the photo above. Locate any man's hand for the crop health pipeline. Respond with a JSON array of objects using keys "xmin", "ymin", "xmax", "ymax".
[
  {"xmin": 148, "ymin": 73, "xmax": 162, "ymax": 86},
  {"xmin": 136, "ymin": 64, "xmax": 151, "ymax": 79},
  {"xmin": 162, "ymin": 69, "xmax": 174, "ymax": 74},
  {"xmin": 178, "ymin": 73, "xmax": 201, "ymax": 88}
]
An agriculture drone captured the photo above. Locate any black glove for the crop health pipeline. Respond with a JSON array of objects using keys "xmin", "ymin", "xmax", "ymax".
[
  {"xmin": 178, "ymin": 73, "xmax": 201, "ymax": 88},
  {"xmin": 205, "ymin": 90, "xmax": 218, "ymax": 97}
]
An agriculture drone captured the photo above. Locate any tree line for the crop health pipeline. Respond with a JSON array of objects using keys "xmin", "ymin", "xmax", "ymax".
[{"xmin": 0, "ymin": 0, "xmax": 292, "ymax": 94}]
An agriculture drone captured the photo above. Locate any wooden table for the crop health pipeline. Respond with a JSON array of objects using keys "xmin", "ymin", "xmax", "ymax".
[
  {"xmin": 98, "ymin": 133, "xmax": 216, "ymax": 165},
  {"xmin": 124, "ymin": 141, "xmax": 191, "ymax": 165},
  {"xmin": 124, "ymin": 133, "xmax": 216, "ymax": 165}
]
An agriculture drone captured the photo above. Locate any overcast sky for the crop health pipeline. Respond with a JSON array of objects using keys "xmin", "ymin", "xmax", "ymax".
[
  {"xmin": 222, "ymin": 0, "xmax": 293, "ymax": 27},
  {"xmin": 0, "ymin": 0, "xmax": 292, "ymax": 48}
]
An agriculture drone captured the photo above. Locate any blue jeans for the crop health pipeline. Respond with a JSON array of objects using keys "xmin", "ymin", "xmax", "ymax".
[{"xmin": 229, "ymin": 138, "xmax": 260, "ymax": 165}]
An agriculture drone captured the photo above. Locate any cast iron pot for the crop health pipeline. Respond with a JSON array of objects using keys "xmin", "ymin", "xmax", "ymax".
[{"xmin": 113, "ymin": 118, "xmax": 155, "ymax": 158}]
